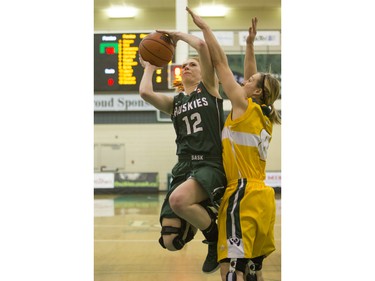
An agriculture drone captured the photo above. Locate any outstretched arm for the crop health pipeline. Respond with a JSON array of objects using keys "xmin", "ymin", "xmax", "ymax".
[
  {"xmin": 244, "ymin": 17, "xmax": 258, "ymax": 80},
  {"xmin": 156, "ymin": 29, "xmax": 220, "ymax": 98},
  {"xmin": 186, "ymin": 7, "xmax": 245, "ymax": 108},
  {"xmin": 138, "ymin": 55, "xmax": 174, "ymax": 114}
]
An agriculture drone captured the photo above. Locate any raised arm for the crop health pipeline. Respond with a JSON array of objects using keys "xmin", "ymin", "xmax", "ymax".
[
  {"xmin": 156, "ymin": 29, "xmax": 220, "ymax": 98},
  {"xmin": 244, "ymin": 17, "xmax": 258, "ymax": 80},
  {"xmin": 138, "ymin": 55, "xmax": 174, "ymax": 114},
  {"xmin": 186, "ymin": 7, "xmax": 245, "ymax": 108}
]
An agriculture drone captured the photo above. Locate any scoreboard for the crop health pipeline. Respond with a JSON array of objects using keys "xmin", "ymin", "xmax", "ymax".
[{"xmin": 94, "ymin": 33, "xmax": 173, "ymax": 92}]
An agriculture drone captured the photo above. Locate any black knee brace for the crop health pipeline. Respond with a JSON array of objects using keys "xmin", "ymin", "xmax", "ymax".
[
  {"xmin": 221, "ymin": 258, "xmax": 248, "ymax": 274},
  {"xmin": 222, "ymin": 257, "xmax": 262, "ymax": 281},
  {"xmin": 245, "ymin": 256, "xmax": 264, "ymax": 281},
  {"xmin": 224, "ymin": 258, "xmax": 247, "ymax": 281},
  {"xmin": 158, "ymin": 220, "xmax": 196, "ymax": 250},
  {"xmin": 246, "ymin": 260, "xmax": 257, "ymax": 281},
  {"xmin": 249, "ymin": 256, "xmax": 264, "ymax": 271}
]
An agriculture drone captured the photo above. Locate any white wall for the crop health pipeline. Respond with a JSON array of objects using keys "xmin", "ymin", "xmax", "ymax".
[
  {"xmin": 94, "ymin": 124, "xmax": 177, "ymax": 190},
  {"xmin": 94, "ymin": 122, "xmax": 281, "ymax": 190}
]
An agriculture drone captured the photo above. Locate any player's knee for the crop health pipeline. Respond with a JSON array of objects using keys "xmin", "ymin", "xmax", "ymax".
[
  {"xmin": 168, "ymin": 192, "xmax": 186, "ymax": 214},
  {"xmin": 159, "ymin": 234, "xmax": 180, "ymax": 251},
  {"xmin": 158, "ymin": 222, "xmax": 197, "ymax": 251},
  {"xmin": 249, "ymin": 256, "xmax": 264, "ymax": 271},
  {"xmin": 220, "ymin": 258, "xmax": 247, "ymax": 280},
  {"xmin": 219, "ymin": 257, "xmax": 264, "ymax": 281}
]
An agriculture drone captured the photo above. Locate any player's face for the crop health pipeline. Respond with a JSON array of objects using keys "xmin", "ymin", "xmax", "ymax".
[
  {"xmin": 181, "ymin": 59, "xmax": 201, "ymax": 82},
  {"xmin": 242, "ymin": 73, "xmax": 262, "ymax": 98}
]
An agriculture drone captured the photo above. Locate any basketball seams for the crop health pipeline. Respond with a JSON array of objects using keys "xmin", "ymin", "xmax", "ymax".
[
  {"xmin": 139, "ymin": 44, "xmax": 169, "ymax": 65},
  {"xmin": 139, "ymin": 41, "xmax": 173, "ymax": 65},
  {"xmin": 139, "ymin": 43, "xmax": 169, "ymax": 64}
]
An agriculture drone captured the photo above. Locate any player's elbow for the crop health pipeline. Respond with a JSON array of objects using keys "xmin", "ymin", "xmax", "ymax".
[
  {"xmin": 195, "ymin": 38, "xmax": 207, "ymax": 51},
  {"xmin": 139, "ymin": 88, "xmax": 151, "ymax": 100}
]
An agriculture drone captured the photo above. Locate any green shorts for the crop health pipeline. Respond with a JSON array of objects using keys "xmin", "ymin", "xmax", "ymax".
[{"xmin": 159, "ymin": 159, "xmax": 226, "ymax": 224}]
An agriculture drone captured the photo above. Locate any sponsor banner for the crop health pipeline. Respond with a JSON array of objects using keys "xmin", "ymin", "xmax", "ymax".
[
  {"xmin": 239, "ymin": 31, "xmax": 281, "ymax": 46},
  {"xmin": 191, "ymin": 31, "xmax": 234, "ymax": 46},
  {"xmin": 114, "ymin": 172, "xmax": 159, "ymax": 188},
  {"xmin": 94, "ymin": 173, "xmax": 115, "ymax": 188},
  {"xmin": 94, "ymin": 94, "xmax": 155, "ymax": 111},
  {"xmin": 265, "ymin": 171, "xmax": 281, "ymax": 188}
]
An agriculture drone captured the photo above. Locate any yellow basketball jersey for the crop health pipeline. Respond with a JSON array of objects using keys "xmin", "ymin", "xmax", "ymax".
[
  {"xmin": 222, "ymin": 99, "xmax": 273, "ymax": 185},
  {"xmin": 217, "ymin": 99, "xmax": 276, "ymax": 261}
]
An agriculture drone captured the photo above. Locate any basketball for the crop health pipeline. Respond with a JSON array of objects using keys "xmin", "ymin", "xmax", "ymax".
[{"xmin": 139, "ymin": 32, "xmax": 175, "ymax": 67}]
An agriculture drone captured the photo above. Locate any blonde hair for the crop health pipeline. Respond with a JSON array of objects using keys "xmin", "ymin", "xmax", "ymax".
[
  {"xmin": 258, "ymin": 73, "xmax": 281, "ymax": 125},
  {"xmin": 173, "ymin": 57, "xmax": 200, "ymax": 92}
]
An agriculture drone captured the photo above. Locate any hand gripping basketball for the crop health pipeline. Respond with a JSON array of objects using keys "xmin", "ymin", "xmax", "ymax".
[{"xmin": 138, "ymin": 32, "xmax": 175, "ymax": 67}]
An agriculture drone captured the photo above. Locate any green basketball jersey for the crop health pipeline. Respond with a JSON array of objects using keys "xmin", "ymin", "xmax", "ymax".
[{"xmin": 171, "ymin": 82, "xmax": 224, "ymax": 156}]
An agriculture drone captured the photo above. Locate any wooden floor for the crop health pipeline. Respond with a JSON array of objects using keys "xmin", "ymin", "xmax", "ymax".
[{"xmin": 94, "ymin": 192, "xmax": 281, "ymax": 281}]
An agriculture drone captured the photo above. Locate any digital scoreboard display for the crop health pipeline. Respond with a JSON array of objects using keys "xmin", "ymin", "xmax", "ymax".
[{"xmin": 94, "ymin": 33, "xmax": 172, "ymax": 92}]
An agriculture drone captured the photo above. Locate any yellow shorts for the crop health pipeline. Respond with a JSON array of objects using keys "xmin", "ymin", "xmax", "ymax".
[{"xmin": 217, "ymin": 178, "xmax": 276, "ymax": 261}]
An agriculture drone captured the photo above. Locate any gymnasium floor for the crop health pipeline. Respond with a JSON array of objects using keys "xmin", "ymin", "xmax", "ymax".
[{"xmin": 94, "ymin": 192, "xmax": 281, "ymax": 281}]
